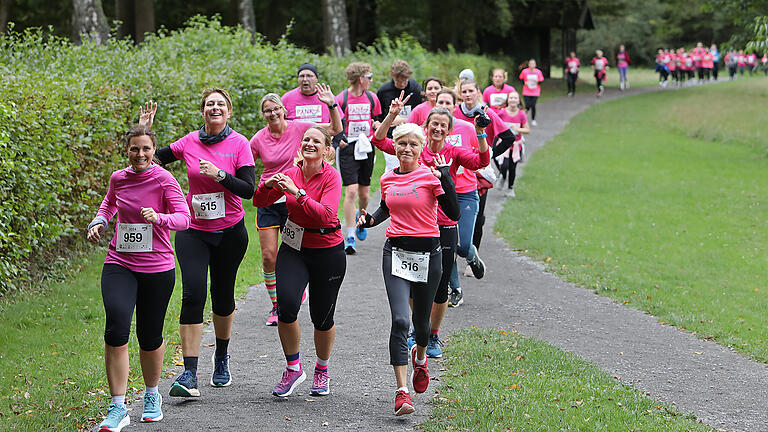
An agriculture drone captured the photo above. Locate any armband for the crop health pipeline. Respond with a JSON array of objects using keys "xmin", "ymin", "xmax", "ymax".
[{"xmin": 476, "ymin": 133, "xmax": 488, "ymax": 139}]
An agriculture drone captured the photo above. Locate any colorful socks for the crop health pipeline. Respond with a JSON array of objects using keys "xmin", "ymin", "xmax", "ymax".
[
  {"xmin": 264, "ymin": 270, "xmax": 277, "ymax": 307},
  {"xmin": 286, "ymin": 352, "xmax": 301, "ymax": 371}
]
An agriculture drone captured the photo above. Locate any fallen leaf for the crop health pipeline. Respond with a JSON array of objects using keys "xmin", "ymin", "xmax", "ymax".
[
  {"xmin": 322, "ymin": 421, "xmax": 329, "ymax": 426},
  {"xmin": 694, "ymin": 351, "xmax": 703, "ymax": 355}
]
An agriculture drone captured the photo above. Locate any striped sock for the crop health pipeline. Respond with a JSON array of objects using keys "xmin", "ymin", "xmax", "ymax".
[
  {"xmin": 430, "ymin": 328, "xmax": 439, "ymax": 336},
  {"xmin": 286, "ymin": 352, "xmax": 301, "ymax": 371},
  {"xmin": 263, "ymin": 270, "xmax": 277, "ymax": 307},
  {"xmin": 316, "ymin": 357, "xmax": 329, "ymax": 370}
]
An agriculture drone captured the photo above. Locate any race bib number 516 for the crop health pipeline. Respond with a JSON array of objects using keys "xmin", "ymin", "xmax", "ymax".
[{"xmin": 391, "ymin": 248, "xmax": 430, "ymax": 283}]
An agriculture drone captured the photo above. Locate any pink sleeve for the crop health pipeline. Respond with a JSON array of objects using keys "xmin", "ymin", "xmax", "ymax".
[
  {"xmin": 482, "ymin": 87, "xmax": 491, "ymax": 104},
  {"xmin": 95, "ymin": 172, "xmax": 119, "ymax": 222},
  {"xmin": 538, "ymin": 70, "xmax": 544, "ymax": 82},
  {"xmin": 296, "ymin": 170, "xmax": 342, "ymax": 224},
  {"xmin": 372, "ymin": 136, "xmax": 396, "ymax": 155},
  {"xmin": 489, "ymin": 109, "xmax": 510, "ymax": 135},
  {"xmin": 237, "ymin": 136, "xmax": 256, "ymax": 168},
  {"xmin": 169, "ymin": 136, "xmax": 185, "ymax": 160},
  {"xmin": 433, "ymin": 176, "xmax": 445, "ymax": 197},
  {"xmin": 155, "ymin": 175, "xmax": 191, "ymax": 231},
  {"xmin": 252, "ymin": 181, "xmax": 287, "ymax": 207},
  {"xmin": 518, "ymin": 70, "xmax": 525, "ymax": 81},
  {"xmin": 455, "ymin": 146, "xmax": 490, "ymax": 170},
  {"xmin": 249, "ymin": 134, "xmax": 260, "ymax": 161}
]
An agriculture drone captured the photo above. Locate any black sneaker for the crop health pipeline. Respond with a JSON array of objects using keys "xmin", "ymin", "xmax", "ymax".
[
  {"xmin": 468, "ymin": 252, "xmax": 486, "ymax": 279},
  {"xmin": 447, "ymin": 289, "xmax": 463, "ymax": 307}
]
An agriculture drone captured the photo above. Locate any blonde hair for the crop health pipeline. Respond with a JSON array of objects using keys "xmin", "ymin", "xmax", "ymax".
[
  {"xmin": 392, "ymin": 123, "xmax": 425, "ymax": 144},
  {"xmin": 260, "ymin": 93, "xmax": 284, "ymax": 114},
  {"xmin": 596, "ymin": 49, "xmax": 604, "ymax": 57},
  {"xmin": 345, "ymin": 62, "xmax": 371, "ymax": 84},
  {"xmin": 294, "ymin": 126, "xmax": 335, "ymax": 165}
]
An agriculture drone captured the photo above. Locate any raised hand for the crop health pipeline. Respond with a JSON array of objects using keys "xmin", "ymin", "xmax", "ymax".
[
  {"xmin": 387, "ymin": 90, "xmax": 412, "ymax": 118},
  {"xmin": 139, "ymin": 100, "xmax": 157, "ymax": 127},
  {"xmin": 430, "ymin": 154, "xmax": 453, "ymax": 178},
  {"xmin": 316, "ymin": 83, "xmax": 336, "ymax": 107},
  {"xmin": 356, "ymin": 208, "xmax": 372, "ymax": 227}
]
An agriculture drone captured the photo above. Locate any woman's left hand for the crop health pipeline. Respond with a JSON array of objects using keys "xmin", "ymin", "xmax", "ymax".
[
  {"xmin": 141, "ymin": 207, "xmax": 158, "ymax": 223},
  {"xmin": 199, "ymin": 158, "xmax": 220, "ymax": 179},
  {"xmin": 316, "ymin": 83, "xmax": 336, "ymax": 107},
  {"xmin": 278, "ymin": 176, "xmax": 298, "ymax": 195},
  {"xmin": 431, "ymin": 154, "xmax": 452, "ymax": 178}
]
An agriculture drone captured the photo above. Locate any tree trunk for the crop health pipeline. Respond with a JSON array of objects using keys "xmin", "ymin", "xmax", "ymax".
[
  {"xmin": 0, "ymin": 0, "xmax": 11, "ymax": 34},
  {"xmin": 72, "ymin": 0, "xmax": 109, "ymax": 44},
  {"xmin": 134, "ymin": 0, "xmax": 154, "ymax": 43},
  {"xmin": 236, "ymin": 0, "xmax": 256, "ymax": 33},
  {"xmin": 321, "ymin": 0, "xmax": 350, "ymax": 56},
  {"xmin": 115, "ymin": 0, "xmax": 132, "ymax": 40}
]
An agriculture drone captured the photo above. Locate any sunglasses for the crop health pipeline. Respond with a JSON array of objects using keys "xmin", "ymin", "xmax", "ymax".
[{"xmin": 363, "ymin": 73, "xmax": 373, "ymax": 79}]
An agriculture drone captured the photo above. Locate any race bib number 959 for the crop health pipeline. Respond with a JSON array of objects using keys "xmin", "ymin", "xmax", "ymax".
[{"xmin": 116, "ymin": 223, "xmax": 153, "ymax": 252}]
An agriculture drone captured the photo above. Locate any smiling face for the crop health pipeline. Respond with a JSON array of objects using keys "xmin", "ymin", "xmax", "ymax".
[
  {"xmin": 424, "ymin": 79, "xmax": 442, "ymax": 104},
  {"xmin": 492, "ymin": 69, "xmax": 506, "ymax": 87},
  {"xmin": 528, "ymin": 59, "xmax": 536, "ymax": 69},
  {"xmin": 507, "ymin": 92, "xmax": 520, "ymax": 109},
  {"xmin": 201, "ymin": 92, "xmax": 231, "ymax": 129},
  {"xmin": 261, "ymin": 100, "xmax": 285, "ymax": 126},
  {"xmin": 126, "ymin": 135, "xmax": 155, "ymax": 172},
  {"xmin": 298, "ymin": 70, "xmax": 318, "ymax": 95},
  {"xmin": 300, "ymin": 127, "xmax": 328, "ymax": 162},
  {"xmin": 426, "ymin": 113, "xmax": 451, "ymax": 144},
  {"xmin": 395, "ymin": 134, "xmax": 423, "ymax": 167}
]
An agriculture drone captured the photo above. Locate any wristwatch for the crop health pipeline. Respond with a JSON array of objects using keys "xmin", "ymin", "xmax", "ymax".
[
  {"xmin": 294, "ymin": 188, "xmax": 307, "ymax": 199},
  {"xmin": 329, "ymin": 103, "xmax": 338, "ymax": 110},
  {"xmin": 216, "ymin": 169, "xmax": 226, "ymax": 182}
]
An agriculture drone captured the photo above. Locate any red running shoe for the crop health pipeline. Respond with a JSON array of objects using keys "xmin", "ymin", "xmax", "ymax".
[
  {"xmin": 410, "ymin": 344, "xmax": 429, "ymax": 393},
  {"xmin": 394, "ymin": 390, "xmax": 414, "ymax": 416}
]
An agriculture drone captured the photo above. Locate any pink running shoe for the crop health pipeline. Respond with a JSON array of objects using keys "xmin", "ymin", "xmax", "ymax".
[
  {"xmin": 310, "ymin": 367, "xmax": 330, "ymax": 396},
  {"xmin": 272, "ymin": 366, "xmax": 306, "ymax": 397},
  {"xmin": 265, "ymin": 306, "xmax": 278, "ymax": 327},
  {"xmin": 410, "ymin": 345, "xmax": 429, "ymax": 394}
]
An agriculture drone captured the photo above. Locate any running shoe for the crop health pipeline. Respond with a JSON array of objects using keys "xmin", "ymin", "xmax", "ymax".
[
  {"xmin": 141, "ymin": 392, "xmax": 163, "ymax": 423},
  {"xmin": 531, "ymin": 120, "xmax": 537, "ymax": 127},
  {"xmin": 468, "ymin": 251, "xmax": 486, "ymax": 279},
  {"xmin": 310, "ymin": 367, "xmax": 330, "ymax": 396},
  {"xmin": 410, "ymin": 345, "xmax": 429, "ymax": 393},
  {"xmin": 355, "ymin": 211, "xmax": 367, "ymax": 241},
  {"xmin": 345, "ymin": 236, "xmax": 356, "ymax": 255},
  {"xmin": 273, "ymin": 366, "xmax": 306, "ymax": 397},
  {"xmin": 211, "ymin": 353, "xmax": 232, "ymax": 387},
  {"xmin": 506, "ymin": 188, "xmax": 516, "ymax": 198},
  {"xmin": 448, "ymin": 288, "xmax": 463, "ymax": 308},
  {"xmin": 169, "ymin": 369, "xmax": 200, "ymax": 397},
  {"xmin": 98, "ymin": 403, "xmax": 129, "ymax": 432},
  {"xmin": 426, "ymin": 334, "xmax": 444, "ymax": 359},
  {"xmin": 266, "ymin": 306, "xmax": 278, "ymax": 326},
  {"xmin": 394, "ymin": 390, "xmax": 415, "ymax": 416},
  {"xmin": 407, "ymin": 329, "xmax": 416, "ymax": 350},
  {"xmin": 463, "ymin": 264, "xmax": 473, "ymax": 277}
]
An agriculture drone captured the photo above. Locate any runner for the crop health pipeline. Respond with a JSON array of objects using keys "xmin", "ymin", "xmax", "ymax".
[
  {"xmin": 616, "ymin": 45, "xmax": 631, "ymax": 90},
  {"xmin": 89, "ymin": 123, "xmax": 191, "ymax": 431},
  {"xmin": 358, "ymin": 119, "xmax": 460, "ymax": 416},
  {"xmin": 747, "ymin": 51, "xmax": 757, "ymax": 75},
  {"xmin": 668, "ymin": 48, "xmax": 679, "ymax": 87},
  {"xmin": 334, "ymin": 62, "xmax": 383, "ymax": 255},
  {"xmin": 282, "ymin": 63, "xmax": 333, "ymax": 123},
  {"xmin": 408, "ymin": 77, "xmax": 443, "ymax": 127},
  {"xmin": 737, "ymin": 49, "xmax": 746, "ymax": 77},
  {"xmin": 250, "ymin": 87, "xmax": 342, "ymax": 326},
  {"xmin": 564, "ymin": 51, "xmax": 580, "ymax": 96},
  {"xmin": 482, "ymin": 68, "xmax": 517, "ymax": 111},
  {"xmin": 762, "ymin": 53, "xmax": 768, "ymax": 76},
  {"xmin": 495, "ymin": 91, "xmax": 530, "ymax": 197},
  {"xmin": 702, "ymin": 48, "xmax": 714, "ymax": 81},
  {"xmin": 518, "ymin": 59, "xmax": 544, "ymax": 126},
  {"xmin": 655, "ymin": 48, "xmax": 669, "ymax": 87},
  {"xmin": 591, "ymin": 50, "xmax": 609, "ymax": 96},
  {"xmin": 726, "ymin": 50, "xmax": 738, "ymax": 80},
  {"xmin": 252, "ymin": 126, "xmax": 346, "ymax": 398},
  {"xmin": 710, "ymin": 44, "xmax": 720, "ymax": 81},
  {"xmin": 149, "ymin": 88, "xmax": 256, "ymax": 398},
  {"xmin": 693, "ymin": 42, "xmax": 705, "ymax": 83},
  {"xmin": 376, "ymin": 60, "xmax": 423, "ymax": 171}
]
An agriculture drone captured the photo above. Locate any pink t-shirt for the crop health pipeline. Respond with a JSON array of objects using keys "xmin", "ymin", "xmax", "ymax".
[
  {"xmin": 616, "ymin": 52, "xmax": 629, "ymax": 68},
  {"xmin": 482, "ymin": 84, "xmax": 517, "ymax": 109},
  {"xmin": 702, "ymin": 52, "xmax": 714, "ymax": 69},
  {"xmin": 170, "ymin": 130, "xmax": 255, "ymax": 231},
  {"xmin": 453, "ymin": 107, "xmax": 509, "ymax": 162},
  {"xmin": 747, "ymin": 54, "xmax": 757, "ymax": 66},
  {"xmin": 408, "ymin": 101, "xmax": 435, "ymax": 127},
  {"xmin": 380, "ymin": 165, "xmax": 444, "ymax": 238},
  {"xmin": 281, "ymin": 87, "xmax": 332, "ymax": 123},
  {"xmin": 737, "ymin": 54, "xmax": 746, "ymax": 66},
  {"xmin": 334, "ymin": 90, "xmax": 382, "ymax": 139},
  {"xmin": 592, "ymin": 56, "xmax": 608, "ymax": 70},
  {"xmin": 565, "ymin": 57, "xmax": 581, "ymax": 74},
  {"xmin": 693, "ymin": 47, "xmax": 704, "ymax": 66},
  {"xmin": 250, "ymin": 120, "xmax": 314, "ymax": 184},
  {"xmin": 253, "ymin": 161, "xmax": 343, "ymax": 249},
  {"xmin": 518, "ymin": 68, "xmax": 544, "ymax": 97},
  {"xmin": 96, "ymin": 165, "xmax": 191, "ymax": 273},
  {"xmin": 497, "ymin": 109, "xmax": 528, "ymax": 141},
  {"xmin": 443, "ymin": 116, "xmax": 491, "ymax": 193}
]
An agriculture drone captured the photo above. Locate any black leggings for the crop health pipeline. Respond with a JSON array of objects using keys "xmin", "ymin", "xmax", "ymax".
[
  {"xmin": 594, "ymin": 71, "xmax": 605, "ymax": 89},
  {"xmin": 176, "ymin": 218, "xmax": 248, "ymax": 324},
  {"xmin": 102, "ymin": 264, "xmax": 175, "ymax": 351},
  {"xmin": 500, "ymin": 157, "xmax": 519, "ymax": 188},
  {"xmin": 383, "ymin": 239, "xmax": 442, "ymax": 365},
  {"xmin": 472, "ymin": 191, "xmax": 488, "ymax": 251},
  {"xmin": 275, "ymin": 242, "xmax": 346, "ymax": 330},
  {"xmin": 435, "ymin": 225, "xmax": 458, "ymax": 304},
  {"xmin": 522, "ymin": 96, "xmax": 537, "ymax": 121},
  {"xmin": 566, "ymin": 72, "xmax": 578, "ymax": 94},
  {"xmin": 713, "ymin": 62, "xmax": 719, "ymax": 80}
]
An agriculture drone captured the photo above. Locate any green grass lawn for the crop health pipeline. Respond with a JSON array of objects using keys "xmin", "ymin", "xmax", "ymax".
[
  {"xmin": 0, "ymin": 201, "xmax": 262, "ymax": 431},
  {"xmin": 495, "ymin": 77, "xmax": 768, "ymax": 362},
  {"xmin": 423, "ymin": 328, "xmax": 711, "ymax": 431}
]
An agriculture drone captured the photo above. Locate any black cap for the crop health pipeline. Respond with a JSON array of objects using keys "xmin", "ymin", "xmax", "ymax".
[{"xmin": 298, "ymin": 63, "xmax": 319, "ymax": 78}]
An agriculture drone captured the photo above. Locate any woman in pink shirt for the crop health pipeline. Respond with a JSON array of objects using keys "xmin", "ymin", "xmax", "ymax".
[
  {"xmin": 148, "ymin": 88, "xmax": 256, "ymax": 399},
  {"xmin": 359, "ymin": 120, "xmax": 459, "ymax": 416},
  {"xmin": 564, "ymin": 51, "xmax": 580, "ymax": 96},
  {"xmin": 591, "ymin": 50, "xmax": 610, "ymax": 96},
  {"xmin": 496, "ymin": 92, "xmax": 530, "ymax": 196},
  {"xmin": 87, "ymin": 124, "xmax": 191, "ymax": 429},
  {"xmin": 250, "ymin": 86, "xmax": 341, "ymax": 326},
  {"xmin": 252, "ymin": 126, "xmax": 345, "ymax": 398},
  {"xmin": 408, "ymin": 77, "xmax": 444, "ymax": 127},
  {"xmin": 616, "ymin": 45, "xmax": 631, "ymax": 90},
  {"xmin": 518, "ymin": 59, "xmax": 544, "ymax": 126},
  {"xmin": 482, "ymin": 68, "xmax": 517, "ymax": 112}
]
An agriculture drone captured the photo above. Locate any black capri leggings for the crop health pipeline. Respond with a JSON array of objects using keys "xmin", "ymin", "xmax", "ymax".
[
  {"xmin": 434, "ymin": 225, "xmax": 458, "ymax": 304},
  {"xmin": 176, "ymin": 218, "xmax": 248, "ymax": 324},
  {"xmin": 383, "ymin": 239, "xmax": 442, "ymax": 366},
  {"xmin": 522, "ymin": 96, "xmax": 538, "ymax": 121},
  {"xmin": 102, "ymin": 263, "xmax": 175, "ymax": 351},
  {"xmin": 472, "ymin": 191, "xmax": 488, "ymax": 251},
  {"xmin": 275, "ymin": 242, "xmax": 346, "ymax": 330}
]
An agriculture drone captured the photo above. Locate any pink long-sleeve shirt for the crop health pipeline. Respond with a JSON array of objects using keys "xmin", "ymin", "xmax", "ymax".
[
  {"xmin": 96, "ymin": 165, "xmax": 190, "ymax": 272},
  {"xmin": 252, "ymin": 160, "xmax": 343, "ymax": 248}
]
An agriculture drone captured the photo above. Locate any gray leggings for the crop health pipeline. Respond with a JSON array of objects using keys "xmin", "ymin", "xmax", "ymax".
[{"xmin": 383, "ymin": 239, "xmax": 442, "ymax": 366}]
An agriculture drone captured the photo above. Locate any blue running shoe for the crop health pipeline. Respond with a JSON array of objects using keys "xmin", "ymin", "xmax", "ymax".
[
  {"xmin": 141, "ymin": 392, "xmax": 163, "ymax": 423},
  {"xmin": 211, "ymin": 353, "xmax": 232, "ymax": 387},
  {"xmin": 355, "ymin": 211, "xmax": 367, "ymax": 241},
  {"xmin": 169, "ymin": 369, "xmax": 200, "ymax": 397},
  {"xmin": 407, "ymin": 329, "xmax": 416, "ymax": 351},
  {"xmin": 345, "ymin": 236, "xmax": 356, "ymax": 255},
  {"xmin": 98, "ymin": 403, "xmax": 129, "ymax": 432},
  {"xmin": 426, "ymin": 333, "xmax": 444, "ymax": 358}
]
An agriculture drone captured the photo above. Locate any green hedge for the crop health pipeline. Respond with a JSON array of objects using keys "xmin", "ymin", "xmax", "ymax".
[{"xmin": 0, "ymin": 16, "xmax": 512, "ymax": 296}]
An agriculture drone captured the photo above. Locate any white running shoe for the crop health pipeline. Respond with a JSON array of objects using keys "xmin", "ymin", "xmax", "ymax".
[{"xmin": 531, "ymin": 120, "xmax": 537, "ymax": 127}]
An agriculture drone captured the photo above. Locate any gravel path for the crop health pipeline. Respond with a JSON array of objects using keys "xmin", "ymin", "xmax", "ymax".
[{"xmin": 124, "ymin": 82, "xmax": 767, "ymax": 432}]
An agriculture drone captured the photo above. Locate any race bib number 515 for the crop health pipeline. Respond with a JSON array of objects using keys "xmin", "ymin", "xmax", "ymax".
[{"xmin": 192, "ymin": 192, "xmax": 225, "ymax": 220}]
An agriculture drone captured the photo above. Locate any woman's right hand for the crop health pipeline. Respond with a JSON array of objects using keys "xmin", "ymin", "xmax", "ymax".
[
  {"xmin": 357, "ymin": 209, "xmax": 372, "ymax": 228},
  {"xmin": 387, "ymin": 90, "xmax": 411, "ymax": 118},
  {"xmin": 139, "ymin": 100, "xmax": 157, "ymax": 127},
  {"xmin": 265, "ymin": 173, "xmax": 284, "ymax": 189},
  {"xmin": 87, "ymin": 223, "xmax": 105, "ymax": 243}
]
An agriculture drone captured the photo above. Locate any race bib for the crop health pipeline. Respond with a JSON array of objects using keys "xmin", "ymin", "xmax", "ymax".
[
  {"xmin": 398, "ymin": 105, "xmax": 412, "ymax": 118},
  {"xmin": 391, "ymin": 248, "xmax": 430, "ymax": 283},
  {"xmin": 505, "ymin": 122, "xmax": 520, "ymax": 131},
  {"xmin": 347, "ymin": 103, "xmax": 371, "ymax": 121},
  {"xmin": 296, "ymin": 104, "xmax": 322, "ymax": 123},
  {"xmin": 191, "ymin": 192, "xmax": 225, "ymax": 220},
  {"xmin": 489, "ymin": 93, "xmax": 507, "ymax": 107},
  {"xmin": 116, "ymin": 223, "xmax": 152, "ymax": 252},
  {"xmin": 348, "ymin": 121, "xmax": 370, "ymax": 138},
  {"xmin": 568, "ymin": 61, "xmax": 579, "ymax": 74},
  {"xmin": 526, "ymin": 75, "xmax": 538, "ymax": 89},
  {"xmin": 595, "ymin": 59, "xmax": 605, "ymax": 70},
  {"xmin": 445, "ymin": 134, "xmax": 462, "ymax": 147},
  {"xmin": 282, "ymin": 219, "xmax": 304, "ymax": 250}
]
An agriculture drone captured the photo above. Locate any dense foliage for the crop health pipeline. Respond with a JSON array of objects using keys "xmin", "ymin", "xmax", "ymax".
[{"xmin": 0, "ymin": 16, "xmax": 509, "ymax": 296}]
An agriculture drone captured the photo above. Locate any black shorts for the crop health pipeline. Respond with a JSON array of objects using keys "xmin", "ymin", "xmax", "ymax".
[
  {"xmin": 338, "ymin": 143, "xmax": 375, "ymax": 187},
  {"xmin": 256, "ymin": 201, "xmax": 289, "ymax": 230}
]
